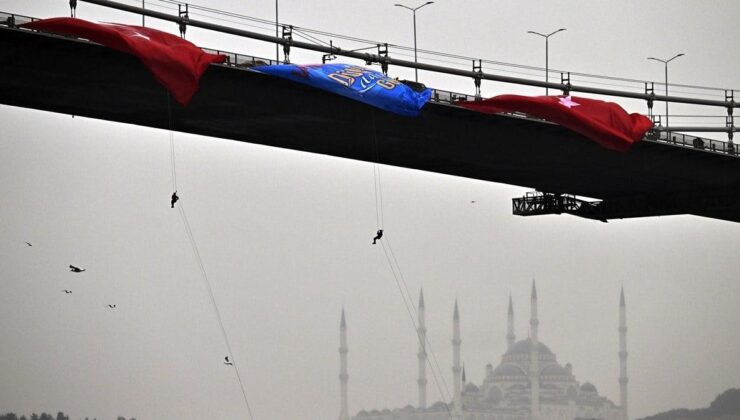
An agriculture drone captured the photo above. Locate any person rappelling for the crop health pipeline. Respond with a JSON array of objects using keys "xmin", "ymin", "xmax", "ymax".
[
  {"xmin": 372, "ymin": 229, "xmax": 383, "ymax": 245},
  {"xmin": 171, "ymin": 191, "xmax": 179, "ymax": 208}
]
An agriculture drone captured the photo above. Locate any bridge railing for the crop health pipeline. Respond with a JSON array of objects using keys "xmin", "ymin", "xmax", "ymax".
[
  {"xmin": 3, "ymin": 14, "xmax": 738, "ymax": 158},
  {"xmin": 645, "ymin": 130, "xmax": 739, "ymax": 156},
  {"xmin": 201, "ymin": 48, "xmax": 280, "ymax": 68},
  {"xmin": 199, "ymin": 48, "xmax": 532, "ymax": 115},
  {"xmin": 189, "ymin": 50, "xmax": 740, "ymax": 158},
  {"xmin": 0, "ymin": 11, "xmax": 38, "ymax": 28},
  {"xmin": 430, "ymin": 90, "xmax": 477, "ymax": 104}
]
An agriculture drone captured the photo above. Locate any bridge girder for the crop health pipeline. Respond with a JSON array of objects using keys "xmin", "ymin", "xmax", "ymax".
[{"xmin": 2, "ymin": 26, "xmax": 740, "ymax": 223}]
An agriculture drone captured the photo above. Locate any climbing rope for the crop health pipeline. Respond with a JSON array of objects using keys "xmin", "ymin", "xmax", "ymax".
[
  {"xmin": 167, "ymin": 92, "xmax": 255, "ymax": 420},
  {"xmin": 369, "ymin": 109, "xmax": 454, "ymax": 417},
  {"xmin": 167, "ymin": 94, "xmax": 178, "ymax": 191},
  {"xmin": 371, "ymin": 110, "xmax": 384, "ymax": 230},
  {"xmin": 177, "ymin": 202, "xmax": 255, "ymax": 420},
  {"xmin": 373, "ymin": 163, "xmax": 381, "ymax": 229},
  {"xmin": 384, "ymin": 235, "xmax": 453, "ymax": 407},
  {"xmin": 378, "ymin": 238, "xmax": 454, "ymax": 419}
]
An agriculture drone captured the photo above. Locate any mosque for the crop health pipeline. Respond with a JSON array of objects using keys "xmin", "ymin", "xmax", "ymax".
[{"xmin": 337, "ymin": 282, "xmax": 629, "ymax": 420}]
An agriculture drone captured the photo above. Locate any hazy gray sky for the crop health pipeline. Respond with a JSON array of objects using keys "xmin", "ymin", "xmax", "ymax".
[{"xmin": 1, "ymin": 1, "xmax": 739, "ymax": 420}]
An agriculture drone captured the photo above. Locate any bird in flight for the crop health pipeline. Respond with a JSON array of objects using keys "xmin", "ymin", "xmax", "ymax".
[
  {"xmin": 62, "ymin": 290, "xmax": 72, "ymax": 294},
  {"xmin": 470, "ymin": 200, "xmax": 476, "ymax": 204},
  {"xmin": 106, "ymin": 304, "xmax": 117, "ymax": 309},
  {"xmin": 224, "ymin": 356, "xmax": 233, "ymax": 365},
  {"xmin": 69, "ymin": 265, "xmax": 86, "ymax": 273},
  {"xmin": 24, "ymin": 242, "xmax": 32, "ymax": 247}
]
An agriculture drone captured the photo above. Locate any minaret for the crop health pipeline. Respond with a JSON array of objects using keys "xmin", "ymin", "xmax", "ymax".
[
  {"xmin": 452, "ymin": 300, "xmax": 462, "ymax": 416},
  {"xmin": 507, "ymin": 293, "xmax": 516, "ymax": 350},
  {"xmin": 339, "ymin": 308, "xmax": 349, "ymax": 420},
  {"xmin": 417, "ymin": 289, "xmax": 428, "ymax": 409},
  {"xmin": 619, "ymin": 288, "xmax": 629, "ymax": 420},
  {"xmin": 529, "ymin": 280, "xmax": 540, "ymax": 420}
]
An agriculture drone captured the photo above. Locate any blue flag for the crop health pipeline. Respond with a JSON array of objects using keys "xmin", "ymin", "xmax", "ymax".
[{"xmin": 253, "ymin": 63, "xmax": 432, "ymax": 117}]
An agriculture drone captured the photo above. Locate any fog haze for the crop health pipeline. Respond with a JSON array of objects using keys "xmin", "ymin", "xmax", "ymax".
[{"xmin": 1, "ymin": 1, "xmax": 739, "ymax": 419}]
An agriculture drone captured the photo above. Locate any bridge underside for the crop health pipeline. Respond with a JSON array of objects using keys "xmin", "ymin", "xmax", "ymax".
[{"xmin": 2, "ymin": 26, "xmax": 740, "ymax": 223}]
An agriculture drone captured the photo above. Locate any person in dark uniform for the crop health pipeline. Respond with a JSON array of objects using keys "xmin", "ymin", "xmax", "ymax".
[
  {"xmin": 372, "ymin": 229, "xmax": 383, "ymax": 245},
  {"xmin": 171, "ymin": 191, "xmax": 179, "ymax": 208}
]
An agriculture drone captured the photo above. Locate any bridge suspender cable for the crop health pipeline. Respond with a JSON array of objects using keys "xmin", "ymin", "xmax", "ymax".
[
  {"xmin": 166, "ymin": 94, "xmax": 255, "ymax": 420},
  {"xmin": 79, "ymin": 0, "xmax": 738, "ymax": 110}
]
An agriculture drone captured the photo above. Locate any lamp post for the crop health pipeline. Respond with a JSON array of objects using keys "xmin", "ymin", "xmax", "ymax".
[
  {"xmin": 275, "ymin": 0, "xmax": 279, "ymax": 62},
  {"xmin": 647, "ymin": 53, "xmax": 685, "ymax": 129},
  {"xmin": 527, "ymin": 28, "xmax": 566, "ymax": 95},
  {"xmin": 394, "ymin": 1, "xmax": 434, "ymax": 82}
]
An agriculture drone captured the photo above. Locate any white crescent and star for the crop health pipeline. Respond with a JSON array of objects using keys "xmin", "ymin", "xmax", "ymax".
[
  {"xmin": 129, "ymin": 32, "xmax": 150, "ymax": 40},
  {"xmin": 558, "ymin": 96, "xmax": 580, "ymax": 108},
  {"xmin": 99, "ymin": 23, "xmax": 151, "ymax": 40}
]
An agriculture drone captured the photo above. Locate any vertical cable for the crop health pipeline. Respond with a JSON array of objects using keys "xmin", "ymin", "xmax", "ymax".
[
  {"xmin": 167, "ymin": 91, "xmax": 254, "ymax": 419},
  {"xmin": 177, "ymin": 203, "xmax": 255, "ymax": 419},
  {"xmin": 167, "ymin": 93, "xmax": 177, "ymax": 192},
  {"xmin": 369, "ymin": 108, "xmax": 452, "ymax": 418}
]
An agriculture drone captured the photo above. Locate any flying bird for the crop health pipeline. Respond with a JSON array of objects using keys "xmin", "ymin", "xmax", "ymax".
[
  {"xmin": 470, "ymin": 200, "xmax": 476, "ymax": 204},
  {"xmin": 62, "ymin": 290, "xmax": 72, "ymax": 294},
  {"xmin": 224, "ymin": 356, "xmax": 233, "ymax": 365},
  {"xmin": 69, "ymin": 265, "xmax": 86, "ymax": 273},
  {"xmin": 106, "ymin": 304, "xmax": 117, "ymax": 309},
  {"xmin": 24, "ymin": 242, "xmax": 32, "ymax": 247}
]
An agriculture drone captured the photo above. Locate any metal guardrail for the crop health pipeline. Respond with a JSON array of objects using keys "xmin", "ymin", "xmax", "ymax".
[
  {"xmin": 649, "ymin": 130, "xmax": 739, "ymax": 156},
  {"xmin": 78, "ymin": 0, "xmax": 740, "ymax": 111},
  {"xmin": 2, "ymin": 11, "xmax": 738, "ymax": 158},
  {"xmin": 200, "ymin": 47, "xmax": 279, "ymax": 68},
  {"xmin": 0, "ymin": 11, "xmax": 37, "ymax": 27}
]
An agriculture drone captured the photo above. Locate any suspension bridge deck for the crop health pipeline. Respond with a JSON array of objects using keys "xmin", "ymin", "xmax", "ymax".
[{"xmin": 2, "ymin": 24, "xmax": 739, "ymax": 223}]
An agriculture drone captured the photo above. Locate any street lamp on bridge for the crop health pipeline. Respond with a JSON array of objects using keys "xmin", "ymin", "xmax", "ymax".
[
  {"xmin": 394, "ymin": 1, "xmax": 434, "ymax": 82},
  {"xmin": 527, "ymin": 28, "xmax": 566, "ymax": 96},
  {"xmin": 647, "ymin": 53, "xmax": 685, "ymax": 129}
]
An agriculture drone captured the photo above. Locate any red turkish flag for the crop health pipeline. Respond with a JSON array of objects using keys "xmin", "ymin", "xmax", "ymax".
[
  {"xmin": 23, "ymin": 17, "xmax": 226, "ymax": 106},
  {"xmin": 459, "ymin": 95, "xmax": 654, "ymax": 152}
]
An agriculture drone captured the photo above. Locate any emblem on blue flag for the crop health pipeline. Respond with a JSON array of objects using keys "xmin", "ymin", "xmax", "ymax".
[{"xmin": 253, "ymin": 63, "xmax": 432, "ymax": 117}]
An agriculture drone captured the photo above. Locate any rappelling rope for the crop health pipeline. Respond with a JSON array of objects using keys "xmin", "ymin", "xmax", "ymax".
[
  {"xmin": 167, "ymin": 93, "xmax": 178, "ymax": 192},
  {"xmin": 177, "ymin": 202, "xmax": 255, "ymax": 420},
  {"xmin": 371, "ymin": 110, "xmax": 385, "ymax": 230},
  {"xmin": 384, "ymin": 234, "xmax": 453, "ymax": 407},
  {"xmin": 373, "ymin": 162, "xmax": 381, "ymax": 229},
  {"xmin": 369, "ymin": 109, "xmax": 453, "ymax": 417},
  {"xmin": 379, "ymin": 238, "xmax": 453, "ymax": 419},
  {"xmin": 167, "ymin": 93, "xmax": 254, "ymax": 420}
]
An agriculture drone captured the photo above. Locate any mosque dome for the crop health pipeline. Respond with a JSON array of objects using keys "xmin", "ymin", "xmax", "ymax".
[
  {"xmin": 340, "ymin": 286, "xmax": 628, "ymax": 419},
  {"xmin": 464, "ymin": 382, "xmax": 480, "ymax": 392},
  {"xmin": 505, "ymin": 338, "xmax": 553, "ymax": 355},
  {"xmin": 541, "ymin": 364, "xmax": 570, "ymax": 376},
  {"xmin": 580, "ymin": 382, "xmax": 598, "ymax": 393},
  {"xmin": 429, "ymin": 401, "xmax": 450, "ymax": 411},
  {"xmin": 492, "ymin": 363, "xmax": 527, "ymax": 377}
]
